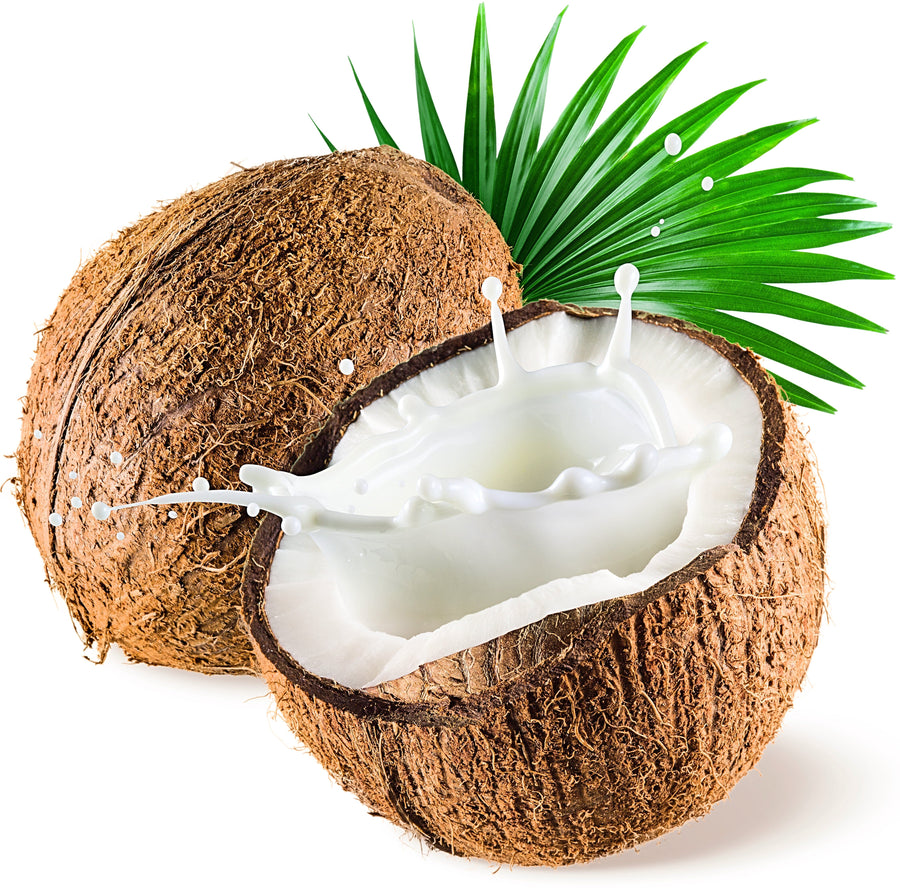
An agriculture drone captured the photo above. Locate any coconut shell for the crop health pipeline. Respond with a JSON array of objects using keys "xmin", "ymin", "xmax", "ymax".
[
  {"xmin": 243, "ymin": 302, "xmax": 825, "ymax": 865},
  {"xmin": 16, "ymin": 146, "xmax": 520, "ymax": 674}
]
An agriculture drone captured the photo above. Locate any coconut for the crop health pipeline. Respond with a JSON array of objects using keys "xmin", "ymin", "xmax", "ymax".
[
  {"xmin": 15, "ymin": 146, "xmax": 520, "ymax": 673},
  {"xmin": 242, "ymin": 300, "xmax": 824, "ymax": 865}
]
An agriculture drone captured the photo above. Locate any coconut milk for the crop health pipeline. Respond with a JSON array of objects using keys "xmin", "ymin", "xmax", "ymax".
[{"xmin": 92, "ymin": 265, "xmax": 731, "ymax": 637}]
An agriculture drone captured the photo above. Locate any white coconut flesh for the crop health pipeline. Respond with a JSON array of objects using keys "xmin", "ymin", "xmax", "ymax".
[
  {"xmin": 256, "ymin": 274, "xmax": 762, "ymax": 689},
  {"xmin": 98, "ymin": 269, "xmax": 762, "ymax": 689}
]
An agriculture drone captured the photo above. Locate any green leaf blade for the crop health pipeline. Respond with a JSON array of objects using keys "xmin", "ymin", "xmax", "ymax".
[
  {"xmin": 413, "ymin": 30, "xmax": 461, "ymax": 181},
  {"xmin": 542, "ymin": 278, "xmax": 885, "ymax": 332},
  {"xmin": 462, "ymin": 3, "xmax": 496, "ymax": 210},
  {"xmin": 310, "ymin": 116, "xmax": 338, "ymax": 153},
  {"xmin": 507, "ymin": 26, "xmax": 643, "ymax": 250},
  {"xmin": 636, "ymin": 280, "xmax": 886, "ymax": 331},
  {"xmin": 517, "ymin": 41, "xmax": 711, "ymax": 267},
  {"xmin": 660, "ymin": 306, "xmax": 864, "ymax": 388},
  {"xmin": 349, "ymin": 59, "xmax": 399, "ymax": 149},
  {"xmin": 523, "ymin": 120, "xmax": 881, "ymax": 295},
  {"xmin": 768, "ymin": 373, "xmax": 837, "ymax": 413},
  {"xmin": 580, "ymin": 219, "xmax": 891, "ymax": 276},
  {"xmin": 636, "ymin": 251, "xmax": 893, "ymax": 284},
  {"xmin": 492, "ymin": 9, "xmax": 565, "ymax": 233}
]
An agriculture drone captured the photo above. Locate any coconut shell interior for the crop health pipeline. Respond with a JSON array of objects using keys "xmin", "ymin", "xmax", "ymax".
[
  {"xmin": 17, "ymin": 146, "xmax": 519, "ymax": 673},
  {"xmin": 243, "ymin": 302, "xmax": 825, "ymax": 864}
]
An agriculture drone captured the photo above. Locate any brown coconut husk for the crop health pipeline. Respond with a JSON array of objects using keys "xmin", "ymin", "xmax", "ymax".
[
  {"xmin": 243, "ymin": 301, "xmax": 825, "ymax": 865},
  {"xmin": 16, "ymin": 147, "xmax": 520, "ymax": 674}
]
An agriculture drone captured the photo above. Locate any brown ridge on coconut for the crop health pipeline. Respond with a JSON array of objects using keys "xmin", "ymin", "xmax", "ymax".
[
  {"xmin": 16, "ymin": 146, "xmax": 520, "ymax": 674},
  {"xmin": 243, "ymin": 301, "xmax": 825, "ymax": 865}
]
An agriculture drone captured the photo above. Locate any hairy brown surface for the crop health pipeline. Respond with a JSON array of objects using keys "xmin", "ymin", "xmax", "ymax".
[
  {"xmin": 16, "ymin": 146, "xmax": 520, "ymax": 673},
  {"xmin": 244, "ymin": 304, "xmax": 825, "ymax": 864}
]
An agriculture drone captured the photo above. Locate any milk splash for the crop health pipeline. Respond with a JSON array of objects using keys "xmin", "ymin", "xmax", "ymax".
[{"xmin": 92, "ymin": 265, "xmax": 731, "ymax": 637}]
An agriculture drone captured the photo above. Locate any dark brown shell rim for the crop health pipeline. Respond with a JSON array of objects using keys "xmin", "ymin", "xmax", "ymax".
[{"xmin": 242, "ymin": 301, "xmax": 786, "ymax": 726}]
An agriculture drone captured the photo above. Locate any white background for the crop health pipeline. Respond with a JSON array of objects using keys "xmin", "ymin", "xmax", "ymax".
[{"xmin": 1, "ymin": 1, "xmax": 897, "ymax": 884}]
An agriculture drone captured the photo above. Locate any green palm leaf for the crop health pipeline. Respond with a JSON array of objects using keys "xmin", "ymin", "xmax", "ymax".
[{"xmin": 316, "ymin": 4, "xmax": 892, "ymax": 410}]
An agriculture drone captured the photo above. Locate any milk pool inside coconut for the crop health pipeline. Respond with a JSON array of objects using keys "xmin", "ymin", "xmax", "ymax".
[{"xmin": 93, "ymin": 265, "xmax": 763, "ymax": 688}]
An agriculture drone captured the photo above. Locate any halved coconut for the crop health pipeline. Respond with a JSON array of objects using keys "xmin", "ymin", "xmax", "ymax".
[{"xmin": 243, "ymin": 301, "xmax": 824, "ymax": 865}]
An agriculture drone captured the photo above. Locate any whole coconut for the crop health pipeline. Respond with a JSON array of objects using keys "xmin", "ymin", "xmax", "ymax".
[{"xmin": 16, "ymin": 146, "xmax": 520, "ymax": 674}]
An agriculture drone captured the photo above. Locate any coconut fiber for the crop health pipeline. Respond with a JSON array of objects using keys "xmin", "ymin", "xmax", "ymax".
[{"xmin": 17, "ymin": 147, "xmax": 520, "ymax": 673}]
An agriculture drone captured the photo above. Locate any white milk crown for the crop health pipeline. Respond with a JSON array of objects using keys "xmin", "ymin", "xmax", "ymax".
[{"xmin": 91, "ymin": 264, "xmax": 730, "ymax": 539}]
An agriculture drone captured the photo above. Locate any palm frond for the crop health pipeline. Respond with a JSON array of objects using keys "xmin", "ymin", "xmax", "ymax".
[{"xmin": 320, "ymin": 4, "xmax": 892, "ymax": 410}]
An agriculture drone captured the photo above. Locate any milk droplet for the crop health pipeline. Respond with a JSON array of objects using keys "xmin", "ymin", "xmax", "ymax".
[
  {"xmin": 650, "ymin": 226, "xmax": 661, "ymax": 238},
  {"xmin": 68, "ymin": 471, "xmax": 78, "ymax": 480},
  {"xmin": 91, "ymin": 502, "xmax": 112, "ymax": 521},
  {"xmin": 659, "ymin": 218, "xmax": 665, "ymax": 225},
  {"xmin": 701, "ymin": 176, "xmax": 715, "ymax": 192},
  {"xmin": 71, "ymin": 497, "xmax": 82, "ymax": 509},
  {"xmin": 338, "ymin": 358, "xmax": 355, "ymax": 376},
  {"xmin": 282, "ymin": 516, "xmax": 302, "ymax": 536},
  {"xmin": 354, "ymin": 478, "xmax": 369, "ymax": 495},
  {"xmin": 168, "ymin": 510, "xmax": 178, "ymax": 519},
  {"xmin": 664, "ymin": 133, "xmax": 682, "ymax": 156},
  {"xmin": 247, "ymin": 503, "xmax": 260, "ymax": 517},
  {"xmin": 110, "ymin": 451, "xmax": 123, "ymax": 466},
  {"xmin": 614, "ymin": 263, "xmax": 640, "ymax": 300},
  {"xmin": 49, "ymin": 512, "xmax": 63, "ymax": 527},
  {"xmin": 116, "ymin": 532, "xmax": 125, "ymax": 541},
  {"xmin": 34, "ymin": 429, "xmax": 43, "ymax": 440},
  {"xmin": 192, "ymin": 477, "xmax": 210, "ymax": 493},
  {"xmin": 481, "ymin": 276, "xmax": 503, "ymax": 303}
]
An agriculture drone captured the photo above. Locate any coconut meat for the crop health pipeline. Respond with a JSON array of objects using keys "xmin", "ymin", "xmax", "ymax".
[{"xmin": 254, "ymin": 276, "xmax": 762, "ymax": 689}]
